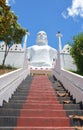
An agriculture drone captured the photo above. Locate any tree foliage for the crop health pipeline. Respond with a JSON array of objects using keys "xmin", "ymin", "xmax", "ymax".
[
  {"xmin": 70, "ymin": 32, "xmax": 83, "ymax": 72},
  {"xmin": 0, "ymin": 0, "xmax": 26, "ymax": 66}
]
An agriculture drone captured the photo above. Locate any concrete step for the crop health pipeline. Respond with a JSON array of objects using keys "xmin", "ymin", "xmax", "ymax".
[
  {"xmin": 14, "ymin": 88, "xmax": 30, "ymax": 91},
  {"xmin": 54, "ymin": 88, "xmax": 65, "ymax": 92},
  {"xmin": 20, "ymin": 109, "xmax": 67, "ymax": 117},
  {"xmin": 13, "ymin": 90, "xmax": 30, "ymax": 93},
  {"xmin": 58, "ymin": 97, "xmax": 72, "ymax": 101},
  {"xmin": 16, "ymin": 117, "xmax": 70, "ymax": 127},
  {"xmin": 3, "ymin": 103, "xmax": 63, "ymax": 109},
  {"xmin": 0, "ymin": 116, "xmax": 17, "ymax": 126},
  {"xmin": 24, "ymin": 101, "xmax": 60, "ymax": 104},
  {"xmin": 0, "ymin": 117, "xmax": 70, "ymax": 127},
  {"xmin": 59, "ymin": 99, "xmax": 73, "ymax": 104},
  {"xmin": 27, "ymin": 95, "xmax": 57, "ymax": 99},
  {"xmin": 63, "ymin": 104, "xmax": 81, "ymax": 110},
  {"xmin": 0, "ymin": 108, "xmax": 83, "ymax": 117},
  {"xmin": 0, "ymin": 126, "xmax": 75, "ymax": 130},
  {"xmin": 12, "ymin": 93, "xmax": 29, "ymax": 97},
  {"xmin": 27, "ymin": 93, "xmax": 56, "ymax": 96},
  {"xmin": 0, "ymin": 108, "xmax": 20, "ymax": 116},
  {"xmin": 22, "ymin": 104, "xmax": 63, "ymax": 110},
  {"xmin": 66, "ymin": 110, "xmax": 83, "ymax": 116},
  {"xmin": 3, "ymin": 103, "xmax": 24, "ymax": 109},
  {"xmin": 9, "ymin": 100, "xmax": 27, "ymax": 104},
  {"xmin": 0, "ymin": 116, "xmax": 82, "ymax": 127},
  {"xmin": 12, "ymin": 93, "xmax": 57, "ymax": 99},
  {"xmin": 0, "ymin": 109, "xmax": 66, "ymax": 117},
  {"xmin": 25, "ymin": 98, "xmax": 59, "ymax": 101},
  {"xmin": 10, "ymin": 96, "xmax": 28, "ymax": 100},
  {"xmin": 9, "ymin": 100, "xmax": 60, "ymax": 104},
  {"xmin": 28, "ymin": 90, "xmax": 55, "ymax": 93},
  {"xmin": 0, "ymin": 75, "xmax": 82, "ymax": 128}
]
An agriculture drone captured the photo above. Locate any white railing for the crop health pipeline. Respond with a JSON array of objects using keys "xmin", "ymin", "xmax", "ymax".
[
  {"xmin": 0, "ymin": 68, "xmax": 30, "ymax": 106},
  {"xmin": 53, "ymin": 52, "xmax": 83, "ymax": 103}
]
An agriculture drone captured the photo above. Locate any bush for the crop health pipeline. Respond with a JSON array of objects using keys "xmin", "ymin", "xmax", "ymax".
[
  {"xmin": 0, "ymin": 64, "xmax": 17, "ymax": 70},
  {"xmin": 70, "ymin": 32, "xmax": 83, "ymax": 73}
]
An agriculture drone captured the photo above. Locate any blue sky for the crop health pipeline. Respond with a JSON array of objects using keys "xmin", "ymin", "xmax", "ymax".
[{"xmin": 7, "ymin": 0, "xmax": 83, "ymax": 50}]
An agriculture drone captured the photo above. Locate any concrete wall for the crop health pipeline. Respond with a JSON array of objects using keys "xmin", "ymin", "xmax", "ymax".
[
  {"xmin": 0, "ymin": 51, "xmax": 77, "ymax": 70},
  {"xmin": 0, "ymin": 51, "xmax": 25, "ymax": 68},
  {"xmin": 61, "ymin": 53, "xmax": 77, "ymax": 71},
  {"xmin": 0, "ymin": 42, "xmax": 77, "ymax": 70},
  {"xmin": 0, "ymin": 43, "xmax": 25, "ymax": 68}
]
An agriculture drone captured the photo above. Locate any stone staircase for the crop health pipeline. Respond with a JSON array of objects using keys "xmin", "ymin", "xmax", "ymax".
[
  {"xmin": 0, "ymin": 75, "xmax": 33, "ymax": 129},
  {"xmin": 50, "ymin": 76, "xmax": 83, "ymax": 129},
  {"xmin": 0, "ymin": 75, "xmax": 83, "ymax": 130}
]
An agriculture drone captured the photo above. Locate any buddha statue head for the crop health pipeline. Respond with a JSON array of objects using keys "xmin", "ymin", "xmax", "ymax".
[{"xmin": 36, "ymin": 31, "xmax": 48, "ymax": 45}]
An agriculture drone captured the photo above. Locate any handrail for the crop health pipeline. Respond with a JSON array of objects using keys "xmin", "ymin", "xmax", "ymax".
[
  {"xmin": 53, "ymin": 52, "xmax": 83, "ymax": 103},
  {"xmin": 0, "ymin": 68, "xmax": 29, "ymax": 106},
  {"xmin": 0, "ymin": 69, "xmax": 24, "ymax": 92},
  {"xmin": 61, "ymin": 69, "xmax": 83, "ymax": 91}
]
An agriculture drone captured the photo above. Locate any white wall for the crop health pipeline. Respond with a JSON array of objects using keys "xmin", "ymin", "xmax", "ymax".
[
  {"xmin": 0, "ymin": 42, "xmax": 77, "ymax": 70},
  {"xmin": 0, "ymin": 43, "xmax": 25, "ymax": 68},
  {"xmin": 0, "ymin": 51, "xmax": 77, "ymax": 70},
  {"xmin": 0, "ymin": 51, "xmax": 25, "ymax": 68},
  {"xmin": 61, "ymin": 53, "xmax": 77, "ymax": 71}
]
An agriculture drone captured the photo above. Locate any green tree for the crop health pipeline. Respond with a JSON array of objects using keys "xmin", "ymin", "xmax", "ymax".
[
  {"xmin": 0, "ymin": 0, "xmax": 26, "ymax": 66},
  {"xmin": 70, "ymin": 32, "xmax": 83, "ymax": 72}
]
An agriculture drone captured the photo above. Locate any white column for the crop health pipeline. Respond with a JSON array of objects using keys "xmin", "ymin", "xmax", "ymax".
[
  {"xmin": 56, "ymin": 32, "xmax": 63, "ymax": 52},
  {"xmin": 56, "ymin": 32, "xmax": 64, "ymax": 69},
  {"xmin": 23, "ymin": 31, "xmax": 30, "ymax": 69}
]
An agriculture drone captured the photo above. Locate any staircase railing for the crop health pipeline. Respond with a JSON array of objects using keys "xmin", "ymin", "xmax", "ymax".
[
  {"xmin": 0, "ymin": 68, "xmax": 30, "ymax": 106},
  {"xmin": 53, "ymin": 52, "xmax": 83, "ymax": 103}
]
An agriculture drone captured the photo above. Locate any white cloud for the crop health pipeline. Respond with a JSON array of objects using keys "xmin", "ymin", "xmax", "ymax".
[
  {"xmin": 62, "ymin": 0, "xmax": 83, "ymax": 19},
  {"xmin": 62, "ymin": 11, "xmax": 69, "ymax": 19},
  {"xmin": 6, "ymin": 0, "xmax": 9, "ymax": 5},
  {"xmin": 6, "ymin": 0, "xmax": 15, "ymax": 5}
]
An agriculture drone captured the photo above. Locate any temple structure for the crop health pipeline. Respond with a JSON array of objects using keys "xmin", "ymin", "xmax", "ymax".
[
  {"xmin": 27, "ymin": 31, "xmax": 57, "ymax": 69},
  {"xmin": 0, "ymin": 31, "xmax": 76, "ymax": 72}
]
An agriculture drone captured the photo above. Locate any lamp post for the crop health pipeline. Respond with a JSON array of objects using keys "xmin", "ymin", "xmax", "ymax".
[
  {"xmin": 23, "ymin": 30, "xmax": 30, "ymax": 69},
  {"xmin": 56, "ymin": 31, "xmax": 63, "ymax": 52}
]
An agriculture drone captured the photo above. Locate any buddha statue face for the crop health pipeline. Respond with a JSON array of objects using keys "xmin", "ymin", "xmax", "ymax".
[{"xmin": 36, "ymin": 31, "xmax": 48, "ymax": 45}]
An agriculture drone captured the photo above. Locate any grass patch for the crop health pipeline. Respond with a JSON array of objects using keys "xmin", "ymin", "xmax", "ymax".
[
  {"xmin": 0, "ymin": 65, "xmax": 17, "ymax": 69},
  {"xmin": 68, "ymin": 69, "xmax": 83, "ymax": 76},
  {"xmin": 0, "ymin": 65, "xmax": 17, "ymax": 75}
]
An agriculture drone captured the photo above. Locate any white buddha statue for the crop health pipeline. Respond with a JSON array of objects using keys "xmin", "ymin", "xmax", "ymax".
[{"xmin": 27, "ymin": 31, "xmax": 57, "ymax": 69}]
